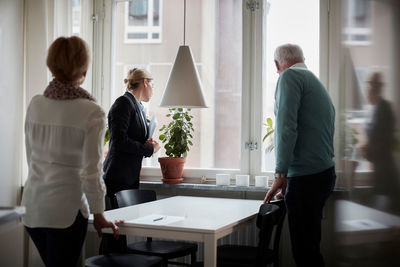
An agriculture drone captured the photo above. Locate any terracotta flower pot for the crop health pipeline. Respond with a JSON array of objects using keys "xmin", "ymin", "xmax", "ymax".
[{"xmin": 158, "ymin": 157, "xmax": 186, "ymax": 184}]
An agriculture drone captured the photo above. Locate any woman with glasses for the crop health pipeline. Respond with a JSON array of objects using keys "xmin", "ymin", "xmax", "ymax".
[
  {"xmin": 100, "ymin": 69, "xmax": 160, "ymax": 253},
  {"xmin": 103, "ymin": 68, "xmax": 160, "ymax": 201}
]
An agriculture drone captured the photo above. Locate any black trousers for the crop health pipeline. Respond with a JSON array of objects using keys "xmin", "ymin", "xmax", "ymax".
[
  {"xmin": 25, "ymin": 211, "xmax": 88, "ymax": 267},
  {"xmin": 285, "ymin": 167, "xmax": 336, "ymax": 267}
]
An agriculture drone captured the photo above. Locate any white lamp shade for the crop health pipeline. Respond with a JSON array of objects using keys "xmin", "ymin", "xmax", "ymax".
[{"xmin": 160, "ymin": 45, "xmax": 208, "ymax": 108}]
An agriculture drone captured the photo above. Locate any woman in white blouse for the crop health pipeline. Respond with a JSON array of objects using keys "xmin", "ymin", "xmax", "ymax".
[{"xmin": 21, "ymin": 36, "xmax": 122, "ymax": 267}]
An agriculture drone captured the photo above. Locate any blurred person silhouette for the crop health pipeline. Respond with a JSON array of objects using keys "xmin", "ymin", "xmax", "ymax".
[{"xmin": 360, "ymin": 72, "xmax": 399, "ymax": 212}]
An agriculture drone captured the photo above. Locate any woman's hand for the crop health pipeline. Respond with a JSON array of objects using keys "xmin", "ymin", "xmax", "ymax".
[
  {"xmin": 146, "ymin": 138, "xmax": 160, "ymax": 154},
  {"xmin": 93, "ymin": 213, "xmax": 124, "ymax": 239}
]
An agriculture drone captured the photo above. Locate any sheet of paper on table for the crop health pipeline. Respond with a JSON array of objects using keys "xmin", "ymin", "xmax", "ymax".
[
  {"xmin": 127, "ymin": 214, "xmax": 185, "ymax": 225},
  {"xmin": 342, "ymin": 218, "xmax": 388, "ymax": 231}
]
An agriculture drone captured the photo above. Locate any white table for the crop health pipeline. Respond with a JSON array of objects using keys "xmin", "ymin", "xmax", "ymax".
[
  {"xmin": 0, "ymin": 206, "xmax": 25, "ymax": 234},
  {"xmin": 335, "ymin": 200, "xmax": 400, "ymax": 245},
  {"xmin": 88, "ymin": 196, "xmax": 262, "ymax": 267}
]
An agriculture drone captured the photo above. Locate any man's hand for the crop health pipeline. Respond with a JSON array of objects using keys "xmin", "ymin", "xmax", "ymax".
[
  {"xmin": 263, "ymin": 178, "xmax": 287, "ymax": 203},
  {"xmin": 93, "ymin": 213, "xmax": 124, "ymax": 239}
]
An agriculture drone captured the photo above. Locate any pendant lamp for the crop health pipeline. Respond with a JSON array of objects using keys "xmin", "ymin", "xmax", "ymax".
[{"xmin": 159, "ymin": 0, "xmax": 208, "ymax": 108}]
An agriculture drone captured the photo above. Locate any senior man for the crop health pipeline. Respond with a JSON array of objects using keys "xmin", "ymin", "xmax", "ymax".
[{"xmin": 264, "ymin": 44, "xmax": 336, "ymax": 267}]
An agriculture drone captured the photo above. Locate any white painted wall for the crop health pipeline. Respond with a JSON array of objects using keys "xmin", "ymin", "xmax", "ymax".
[{"xmin": 0, "ymin": 0, "xmax": 25, "ymax": 266}]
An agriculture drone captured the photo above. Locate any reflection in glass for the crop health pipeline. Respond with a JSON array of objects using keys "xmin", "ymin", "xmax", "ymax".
[{"xmin": 335, "ymin": 1, "xmax": 400, "ymax": 266}]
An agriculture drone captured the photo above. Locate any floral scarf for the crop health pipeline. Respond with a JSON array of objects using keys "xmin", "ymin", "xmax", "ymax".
[{"xmin": 44, "ymin": 79, "xmax": 95, "ymax": 101}]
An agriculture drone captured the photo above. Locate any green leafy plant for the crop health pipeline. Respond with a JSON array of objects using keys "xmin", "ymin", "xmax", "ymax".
[
  {"xmin": 104, "ymin": 125, "xmax": 110, "ymax": 146},
  {"xmin": 159, "ymin": 108, "xmax": 194, "ymax": 158},
  {"xmin": 344, "ymin": 125, "xmax": 359, "ymax": 158},
  {"xmin": 263, "ymin": 117, "xmax": 274, "ymax": 152}
]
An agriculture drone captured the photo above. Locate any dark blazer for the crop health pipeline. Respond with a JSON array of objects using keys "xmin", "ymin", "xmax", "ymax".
[{"xmin": 103, "ymin": 92, "xmax": 153, "ymax": 197}]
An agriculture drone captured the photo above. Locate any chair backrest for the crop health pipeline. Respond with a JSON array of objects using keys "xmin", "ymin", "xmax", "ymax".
[
  {"xmin": 115, "ymin": 189, "xmax": 157, "ymax": 208},
  {"xmin": 256, "ymin": 199, "xmax": 286, "ymax": 265}
]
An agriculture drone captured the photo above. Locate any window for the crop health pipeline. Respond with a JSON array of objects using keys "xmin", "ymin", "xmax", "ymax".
[
  {"xmin": 125, "ymin": 0, "xmax": 162, "ymax": 43},
  {"xmin": 261, "ymin": 0, "xmax": 320, "ymax": 172},
  {"xmin": 113, "ymin": 0, "xmax": 242, "ymax": 174},
  {"xmin": 343, "ymin": 0, "xmax": 372, "ymax": 45},
  {"xmin": 72, "ymin": 0, "xmax": 81, "ymax": 35},
  {"xmin": 97, "ymin": 0, "xmax": 323, "ymax": 180}
]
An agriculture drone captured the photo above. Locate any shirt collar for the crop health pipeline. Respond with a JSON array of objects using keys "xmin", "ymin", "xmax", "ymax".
[
  {"xmin": 290, "ymin": 62, "xmax": 307, "ymax": 69},
  {"xmin": 127, "ymin": 90, "xmax": 144, "ymax": 111}
]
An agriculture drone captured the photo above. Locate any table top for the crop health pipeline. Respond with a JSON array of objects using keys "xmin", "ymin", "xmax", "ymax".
[
  {"xmin": 90, "ymin": 196, "xmax": 263, "ymax": 234},
  {"xmin": 0, "ymin": 206, "xmax": 25, "ymax": 225},
  {"xmin": 335, "ymin": 200, "xmax": 400, "ymax": 232},
  {"xmin": 0, "ymin": 206, "xmax": 25, "ymax": 234}
]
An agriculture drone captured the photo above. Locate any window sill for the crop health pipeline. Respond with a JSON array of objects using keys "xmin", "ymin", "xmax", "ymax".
[
  {"xmin": 140, "ymin": 180, "xmax": 270, "ymax": 192},
  {"xmin": 139, "ymin": 180, "xmax": 269, "ymax": 200}
]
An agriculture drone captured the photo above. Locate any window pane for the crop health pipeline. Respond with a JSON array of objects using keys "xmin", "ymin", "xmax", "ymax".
[
  {"xmin": 353, "ymin": 0, "xmax": 369, "ymax": 28},
  {"xmin": 72, "ymin": 0, "xmax": 81, "ymax": 35},
  {"xmin": 153, "ymin": 0, "xmax": 160, "ymax": 26},
  {"xmin": 113, "ymin": 0, "xmax": 242, "ymax": 169},
  {"xmin": 262, "ymin": 0, "xmax": 319, "ymax": 171},
  {"xmin": 127, "ymin": 32, "xmax": 148, "ymax": 39},
  {"xmin": 129, "ymin": 0, "xmax": 148, "ymax": 26}
]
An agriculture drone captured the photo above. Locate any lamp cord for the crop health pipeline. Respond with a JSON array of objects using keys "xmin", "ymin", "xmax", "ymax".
[{"xmin": 183, "ymin": 0, "xmax": 186, "ymax": 45}]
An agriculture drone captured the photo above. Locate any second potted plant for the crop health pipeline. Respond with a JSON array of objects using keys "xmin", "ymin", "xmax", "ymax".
[{"xmin": 158, "ymin": 108, "xmax": 194, "ymax": 184}]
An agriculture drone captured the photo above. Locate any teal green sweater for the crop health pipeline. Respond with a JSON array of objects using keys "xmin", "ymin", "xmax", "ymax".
[{"xmin": 274, "ymin": 65, "xmax": 335, "ymax": 177}]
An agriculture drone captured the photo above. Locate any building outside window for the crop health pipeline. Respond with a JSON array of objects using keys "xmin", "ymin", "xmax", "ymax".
[
  {"xmin": 343, "ymin": 0, "xmax": 372, "ymax": 45},
  {"xmin": 125, "ymin": 0, "xmax": 162, "ymax": 43}
]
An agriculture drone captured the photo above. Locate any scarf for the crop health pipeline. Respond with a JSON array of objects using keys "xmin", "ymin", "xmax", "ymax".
[{"xmin": 43, "ymin": 79, "xmax": 95, "ymax": 101}]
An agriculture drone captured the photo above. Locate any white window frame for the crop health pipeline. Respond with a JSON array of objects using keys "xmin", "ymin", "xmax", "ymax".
[
  {"xmin": 94, "ymin": 0, "xmax": 329, "ymax": 183},
  {"xmin": 124, "ymin": 0, "xmax": 163, "ymax": 44}
]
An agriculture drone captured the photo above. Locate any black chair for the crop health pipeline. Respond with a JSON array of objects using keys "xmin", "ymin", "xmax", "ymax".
[
  {"xmin": 217, "ymin": 199, "xmax": 286, "ymax": 267},
  {"xmin": 114, "ymin": 189, "xmax": 198, "ymax": 267},
  {"xmin": 85, "ymin": 254, "xmax": 163, "ymax": 267}
]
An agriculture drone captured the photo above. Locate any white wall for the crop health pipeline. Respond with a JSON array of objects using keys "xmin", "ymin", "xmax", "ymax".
[
  {"xmin": 0, "ymin": 0, "xmax": 26, "ymax": 266},
  {"xmin": 0, "ymin": 0, "xmax": 24, "ymax": 207}
]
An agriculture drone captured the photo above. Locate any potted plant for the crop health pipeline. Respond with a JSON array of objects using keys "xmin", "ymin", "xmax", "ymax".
[{"xmin": 158, "ymin": 108, "xmax": 194, "ymax": 184}]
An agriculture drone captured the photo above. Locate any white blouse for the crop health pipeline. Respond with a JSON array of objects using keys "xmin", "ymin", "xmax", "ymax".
[{"xmin": 21, "ymin": 95, "xmax": 106, "ymax": 228}]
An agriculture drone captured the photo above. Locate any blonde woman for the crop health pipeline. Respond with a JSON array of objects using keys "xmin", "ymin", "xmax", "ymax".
[
  {"xmin": 21, "ymin": 36, "xmax": 122, "ymax": 267},
  {"xmin": 103, "ymin": 68, "xmax": 160, "ymax": 200}
]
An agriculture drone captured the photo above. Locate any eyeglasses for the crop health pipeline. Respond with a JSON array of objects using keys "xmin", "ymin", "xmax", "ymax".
[{"xmin": 145, "ymin": 79, "xmax": 154, "ymax": 88}]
